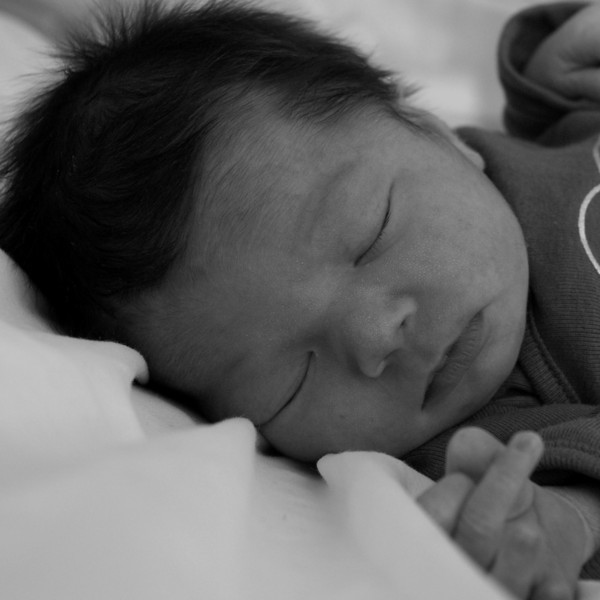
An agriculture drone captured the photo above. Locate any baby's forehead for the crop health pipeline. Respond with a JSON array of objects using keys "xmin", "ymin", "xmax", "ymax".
[
  {"xmin": 207, "ymin": 92, "xmax": 391, "ymax": 176},
  {"xmin": 190, "ymin": 100, "xmax": 386, "ymax": 261}
]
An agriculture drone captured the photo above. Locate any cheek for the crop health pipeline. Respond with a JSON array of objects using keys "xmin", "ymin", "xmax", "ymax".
[
  {"xmin": 260, "ymin": 379, "xmax": 432, "ymax": 461},
  {"xmin": 421, "ymin": 194, "xmax": 520, "ymax": 293},
  {"xmin": 473, "ymin": 201, "xmax": 528, "ymax": 303},
  {"xmin": 395, "ymin": 216, "xmax": 483, "ymax": 300}
]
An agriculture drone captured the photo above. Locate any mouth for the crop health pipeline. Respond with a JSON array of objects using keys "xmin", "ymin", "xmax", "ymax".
[{"xmin": 423, "ymin": 311, "xmax": 485, "ymax": 408}]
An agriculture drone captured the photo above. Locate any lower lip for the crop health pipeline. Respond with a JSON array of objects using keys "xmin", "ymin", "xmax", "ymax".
[{"xmin": 423, "ymin": 311, "xmax": 485, "ymax": 408}]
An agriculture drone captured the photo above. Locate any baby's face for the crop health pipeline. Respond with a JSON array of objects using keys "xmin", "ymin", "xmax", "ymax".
[{"xmin": 170, "ymin": 107, "xmax": 529, "ymax": 461}]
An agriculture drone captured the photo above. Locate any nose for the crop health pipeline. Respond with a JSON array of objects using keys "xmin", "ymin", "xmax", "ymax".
[{"xmin": 332, "ymin": 291, "xmax": 417, "ymax": 378}]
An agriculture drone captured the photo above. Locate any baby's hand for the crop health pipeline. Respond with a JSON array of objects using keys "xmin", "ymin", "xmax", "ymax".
[
  {"xmin": 524, "ymin": 4, "xmax": 600, "ymax": 103},
  {"xmin": 417, "ymin": 428, "xmax": 590, "ymax": 600}
]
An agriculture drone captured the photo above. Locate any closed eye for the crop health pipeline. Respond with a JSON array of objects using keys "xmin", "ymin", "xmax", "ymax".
[
  {"xmin": 258, "ymin": 353, "xmax": 312, "ymax": 427},
  {"xmin": 355, "ymin": 185, "xmax": 392, "ymax": 265}
]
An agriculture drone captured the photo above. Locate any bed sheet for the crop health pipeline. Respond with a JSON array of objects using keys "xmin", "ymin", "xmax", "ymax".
[{"xmin": 1, "ymin": 2, "xmax": 600, "ymax": 599}]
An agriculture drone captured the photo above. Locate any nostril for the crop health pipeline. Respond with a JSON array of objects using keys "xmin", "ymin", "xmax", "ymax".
[
  {"xmin": 370, "ymin": 360, "xmax": 386, "ymax": 379},
  {"xmin": 359, "ymin": 355, "xmax": 387, "ymax": 379},
  {"xmin": 399, "ymin": 308, "xmax": 416, "ymax": 331},
  {"xmin": 345, "ymin": 296, "xmax": 414, "ymax": 379}
]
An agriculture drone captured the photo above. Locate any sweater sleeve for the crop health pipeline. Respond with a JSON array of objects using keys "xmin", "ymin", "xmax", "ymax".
[
  {"xmin": 405, "ymin": 394, "xmax": 600, "ymax": 486},
  {"xmin": 499, "ymin": 2, "xmax": 600, "ymax": 142}
]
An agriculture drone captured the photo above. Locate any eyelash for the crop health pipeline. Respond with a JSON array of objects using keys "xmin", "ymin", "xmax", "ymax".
[
  {"xmin": 355, "ymin": 192, "xmax": 392, "ymax": 265},
  {"xmin": 280, "ymin": 352, "xmax": 312, "ymax": 413}
]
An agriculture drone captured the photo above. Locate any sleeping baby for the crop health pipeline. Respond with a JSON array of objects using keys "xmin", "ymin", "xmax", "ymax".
[{"xmin": 1, "ymin": 1, "xmax": 600, "ymax": 597}]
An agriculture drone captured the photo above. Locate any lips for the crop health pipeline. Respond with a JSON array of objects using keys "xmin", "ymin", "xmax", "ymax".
[{"xmin": 423, "ymin": 311, "xmax": 484, "ymax": 408}]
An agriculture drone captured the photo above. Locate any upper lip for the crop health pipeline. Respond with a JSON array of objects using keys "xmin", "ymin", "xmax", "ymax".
[
  {"xmin": 423, "ymin": 311, "xmax": 484, "ymax": 406},
  {"xmin": 426, "ymin": 329, "xmax": 462, "ymax": 385}
]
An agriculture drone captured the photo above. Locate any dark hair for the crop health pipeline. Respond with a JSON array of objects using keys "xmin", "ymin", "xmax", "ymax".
[{"xmin": 0, "ymin": 0, "xmax": 420, "ymax": 339}]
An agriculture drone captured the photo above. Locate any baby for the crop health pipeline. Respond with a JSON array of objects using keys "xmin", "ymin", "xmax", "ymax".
[{"xmin": 1, "ymin": 0, "xmax": 600, "ymax": 597}]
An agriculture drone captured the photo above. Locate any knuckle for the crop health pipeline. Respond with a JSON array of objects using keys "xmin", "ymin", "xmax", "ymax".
[
  {"xmin": 459, "ymin": 509, "xmax": 498, "ymax": 542},
  {"xmin": 509, "ymin": 522, "xmax": 541, "ymax": 550},
  {"xmin": 447, "ymin": 472, "xmax": 473, "ymax": 490}
]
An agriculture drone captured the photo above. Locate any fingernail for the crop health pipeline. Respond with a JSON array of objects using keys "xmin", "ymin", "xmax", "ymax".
[{"xmin": 511, "ymin": 431, "xmax": 542, "ymax": 453}]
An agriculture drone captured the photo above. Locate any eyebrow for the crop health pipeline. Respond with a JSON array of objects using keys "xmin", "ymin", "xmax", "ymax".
[{"xmin": 299, "ymin": 159, "xmax": 361, "ymax": 248}]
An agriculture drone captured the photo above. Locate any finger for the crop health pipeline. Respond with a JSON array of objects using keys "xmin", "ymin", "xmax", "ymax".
[
  {"xmin": 505, "ymin": 478, "xmax": 535, "ymax": 522},
  {"xmin": 491, "ymin": 516, "xmax": 541, "ymax": 600},
  {"xmin": 454, "ymin": 432, "xmax": 543, "ymax": 568},
  {"xmin": 417, "ymin": 473, "xmax": 474, "ymax": 533},
  {"xmin": 447, "ymin": 429, "xmax": 539, "ymax": 524},
  {"xmin": 445, "ymin": 427, "xmax": 505, "ymax": 480}
]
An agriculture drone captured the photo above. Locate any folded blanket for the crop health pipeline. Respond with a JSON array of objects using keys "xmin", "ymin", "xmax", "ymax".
[{"xmin": 0, "ymin": 251, "xmax": 147, "ymax": 477}]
